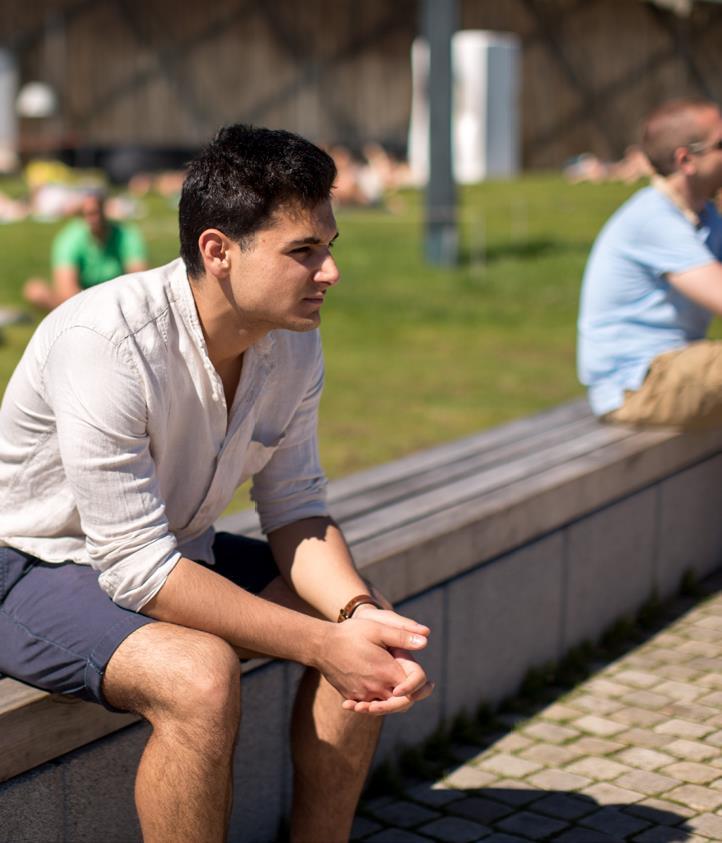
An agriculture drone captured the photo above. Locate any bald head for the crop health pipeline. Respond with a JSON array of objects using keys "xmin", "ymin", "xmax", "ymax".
[{"xmin": 642, "ymin": 98, "xmax": 720, "ymax": 176}]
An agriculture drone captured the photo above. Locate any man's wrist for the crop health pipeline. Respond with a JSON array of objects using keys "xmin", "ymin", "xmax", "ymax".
[{"xmin": 337, "ymin": 593, "xmax": 382, "ymax": 623}]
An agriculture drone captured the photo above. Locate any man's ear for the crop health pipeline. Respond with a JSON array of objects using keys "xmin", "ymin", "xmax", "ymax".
[
  {"xmin": 198, "ymin": 229, "xmax": 231, "ymax": 279},
  {"xmin": 674, "ymin": 146, "xmax": 694, "ymax": 175}
]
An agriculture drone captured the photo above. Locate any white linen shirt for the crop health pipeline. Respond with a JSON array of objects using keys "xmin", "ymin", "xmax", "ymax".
[{"xmin": 0, "ymin": 258, "xmax": 329, "ymax": 610}]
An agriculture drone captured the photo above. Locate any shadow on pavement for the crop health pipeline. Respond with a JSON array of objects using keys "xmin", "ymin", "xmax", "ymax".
[{"xmin": 367, "ymin": 783, "xmax": 693, "ymax": 842}]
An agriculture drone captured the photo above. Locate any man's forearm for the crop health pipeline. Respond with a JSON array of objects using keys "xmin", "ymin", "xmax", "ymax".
[
  {"xmin": 141, "ymin": 554, "xmax": 428, "ymax": 706},
  {"xmin": 268, "ymin": 517, "xmax": 375, "ymax": 620},
  {"xmin": 142, "ymin": 556, "xmax": 326, "ymax": 665}
]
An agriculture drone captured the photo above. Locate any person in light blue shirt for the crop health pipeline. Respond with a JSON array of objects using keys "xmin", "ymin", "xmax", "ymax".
[{"xmin": 578, "ymin": 98, "xmax": 722, "ymax": 428}]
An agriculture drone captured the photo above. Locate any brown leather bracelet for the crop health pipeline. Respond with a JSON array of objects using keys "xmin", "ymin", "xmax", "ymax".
[{"xmin": 337, "ymin": 594, "xmax": 382, "ymax": 623}]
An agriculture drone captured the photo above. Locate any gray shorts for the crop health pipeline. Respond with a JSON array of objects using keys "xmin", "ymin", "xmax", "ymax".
[{"xmin": 0, "ymin": 532, "xmax": 280, "ymax": 710}]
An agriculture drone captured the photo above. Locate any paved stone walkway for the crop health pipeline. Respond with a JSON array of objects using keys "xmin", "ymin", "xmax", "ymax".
[{"xmin": 353, "ymin": 573, "xmax": 722, "ymax": 842}]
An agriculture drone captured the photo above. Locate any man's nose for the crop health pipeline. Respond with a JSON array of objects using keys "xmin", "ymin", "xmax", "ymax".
[{"xmin": 316, "ymin": 252, "xmax": 340, "ymax": 287}]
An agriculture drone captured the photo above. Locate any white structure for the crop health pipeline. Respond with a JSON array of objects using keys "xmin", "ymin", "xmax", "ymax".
[
  {"xmin": 409, "ymin": 30, "xmax": 520, "ymax": 185},
  {"xmin": 16, "ymin": 80, "xmax": 58, "ymax": 119},
  {"xmin": 0, "ymin": 50, "xmax": 19, "ymax": 173}
]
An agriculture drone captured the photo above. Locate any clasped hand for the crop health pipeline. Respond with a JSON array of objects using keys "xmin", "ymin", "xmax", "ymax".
[{"xmin": 319, "ymin": 606, "xmax": 434, "ymax": 716}]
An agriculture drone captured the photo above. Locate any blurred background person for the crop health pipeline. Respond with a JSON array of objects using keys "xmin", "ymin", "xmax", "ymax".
[
  {"xmin": 22, "ymin": 189, "xmax": 147, "ymax": 310},
  {"xmin": 578, "ymin": 98, "xmax": 722, "ymax": 429}
]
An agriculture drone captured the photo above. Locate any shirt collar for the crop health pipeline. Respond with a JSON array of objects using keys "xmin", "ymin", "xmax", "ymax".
[
  {"xmin": 167, "ymin": 258, "xmax": 276, "ymax": 402},
  {"xmin": 167, "ymin": 257, "xmax": 275, "ymax": 347}
]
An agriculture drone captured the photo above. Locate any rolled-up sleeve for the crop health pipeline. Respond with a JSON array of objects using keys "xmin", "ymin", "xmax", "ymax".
[
  {"xmin": 251, "ymin": 345, "xmax": 329, "ymax": 534},
  {"xmin": 44, "ymin": 328, "xmax": 180, "ymax": 610}
]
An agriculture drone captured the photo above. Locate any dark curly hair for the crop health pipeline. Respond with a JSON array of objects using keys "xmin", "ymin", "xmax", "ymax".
[{"xmin": 179, "ymin": 124, "xmax": 336, "ymax": 278}]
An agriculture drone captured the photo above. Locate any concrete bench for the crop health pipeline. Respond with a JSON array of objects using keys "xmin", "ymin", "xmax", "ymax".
[{"xmin": 3, "ymin": 399, "xmax": 722, "ymax": 842}]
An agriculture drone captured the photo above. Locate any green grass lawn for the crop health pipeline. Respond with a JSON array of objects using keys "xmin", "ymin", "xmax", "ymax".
[{"xmin": 0, "ymin": 174, "xmax": 683, "ymax": 510}]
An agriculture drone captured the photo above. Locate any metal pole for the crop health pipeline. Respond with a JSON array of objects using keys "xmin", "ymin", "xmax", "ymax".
[{"xmin": 423, "ymin": 0, "xmax": 458, "ymax": 266}]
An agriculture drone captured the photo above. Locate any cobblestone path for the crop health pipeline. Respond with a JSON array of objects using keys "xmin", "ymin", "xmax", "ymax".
[{"xmin": 353, "ymin": 573, "xmax": 722, "ymax": 842}]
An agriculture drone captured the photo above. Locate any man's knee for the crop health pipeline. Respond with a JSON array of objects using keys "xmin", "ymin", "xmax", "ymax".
[
  {"xmin": 103, "ymin": 622, "xmax": 242, "ymax": 727},
  {"xmin": 178, "ymin": 634, "xmax": 242, "ymax": 725}
]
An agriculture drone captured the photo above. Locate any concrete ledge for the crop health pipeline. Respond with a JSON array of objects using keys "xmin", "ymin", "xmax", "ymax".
[{"xmin": 3, "ymin": 401, "xmax": 722, "ymax": 841}]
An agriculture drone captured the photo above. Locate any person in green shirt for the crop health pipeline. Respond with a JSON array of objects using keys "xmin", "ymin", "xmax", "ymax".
[{"xmin": 23, "ymin": 190, "xmax": 148, "ymax": 310}]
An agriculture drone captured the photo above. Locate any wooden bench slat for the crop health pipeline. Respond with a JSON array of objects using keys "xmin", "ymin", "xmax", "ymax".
[
  {"xmin": 352, "ymin": 426, "xmax": 704, "ymax": 581},
  {"xmin": 0, "ymin": 678, "xmax": 47, "ymax": 716},
  {"xmin": 320, "ymin": 399, "xmax": 592, "ymax": 502},
  {"xmin": 341, "ymin": 424, "xmax": 636, "ymax": 544},
  {"xmin": 326, "ymin": 413, "xmax": 609, "ymax": 524},
  {"xmin": 216, "ymin": 400, "xmax": 593, "ymax": 538}
]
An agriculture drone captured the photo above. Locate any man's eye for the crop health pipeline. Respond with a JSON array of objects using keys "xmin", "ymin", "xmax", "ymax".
[{"xmin": 291, "ymin": 246, "xmax": 310, "ymax": 255}]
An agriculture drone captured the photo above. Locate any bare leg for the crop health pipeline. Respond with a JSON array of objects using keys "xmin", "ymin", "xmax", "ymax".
[
  {"xmin": 255, "ymin": 577, "xmax": 383, "ymax": 841},
  {"xmin": 103, "ymin": 578, "xmax": 382, "ymax": 843},
  {"xmin": 102, "ymin": 622, "xmax": 242, "ymax": 843},
  {"xmin": 290, "ymin": 669, "xmax": 382, "ymax": 843}
]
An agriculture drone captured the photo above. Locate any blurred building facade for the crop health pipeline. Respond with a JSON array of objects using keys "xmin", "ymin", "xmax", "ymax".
[{"xmin": 1, "ymin": 0, "xmax": 722, "ymax": 173}]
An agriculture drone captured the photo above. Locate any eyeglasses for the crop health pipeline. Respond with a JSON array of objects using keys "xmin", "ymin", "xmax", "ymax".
[{"xmin": 686, "ymin": 138, "xmax": 722, "ymax": 155}]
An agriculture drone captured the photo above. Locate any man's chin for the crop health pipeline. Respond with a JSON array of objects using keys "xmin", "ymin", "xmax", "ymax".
[{"xmin": 285, "ymin": 313, "xmax": 321, "ymax": 333}]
